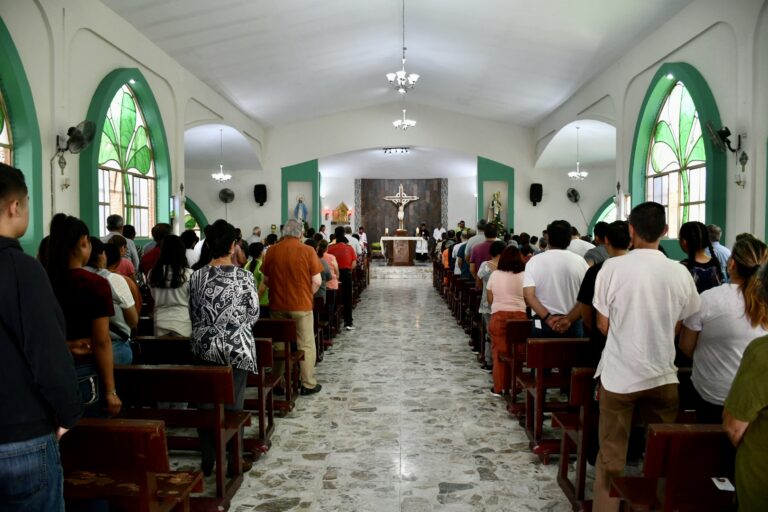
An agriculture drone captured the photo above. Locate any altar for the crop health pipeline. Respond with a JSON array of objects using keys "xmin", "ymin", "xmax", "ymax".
[{"xmin": 380, "ymin": 236, "xmax": 420, "ymax": 266}]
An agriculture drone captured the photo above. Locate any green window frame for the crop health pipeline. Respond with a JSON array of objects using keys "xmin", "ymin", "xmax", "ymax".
[
  {"xmin": 0, "ymin": 88, "xmax": 11, "ymax": 165},
  {"xmin": 80, "ymin": 69, "xmax": 171, "ymax": 240},
  {"xmin": 183, "ymin": 196, "xmax": 208, "ymax": 237},
  {"xmin": 629, "ymin": 63, "xmax": 725, "ymax": 254},
  {"xmin": 588, "ymin": 197, "xmax": 618, "ymax": 235}
]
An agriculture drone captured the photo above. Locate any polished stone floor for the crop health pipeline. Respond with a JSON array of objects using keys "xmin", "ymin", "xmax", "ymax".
[{"xmin": 224, "ymin": 278, "xmax": 572, "ymax": 511}]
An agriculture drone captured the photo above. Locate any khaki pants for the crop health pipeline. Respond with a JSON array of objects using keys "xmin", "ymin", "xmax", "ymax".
[
  {"xmin": 270, "ymin": 310, "xmax": 317, "ymax": 389},
  {"xmin": 593, "ymin": 383, "xmax": 678, "ymax": 512}
]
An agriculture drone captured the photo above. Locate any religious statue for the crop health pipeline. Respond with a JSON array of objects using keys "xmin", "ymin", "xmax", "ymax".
[
  {"xmin": 488, "ymin": 191, "xmax": 503, "ymax": 223},
  {"xmin": 384, "ymin": 183, "xmax": 419, "ymax": 232},
  {"xmin": 294, "ymin": 195, "xmax": 308, "ymax": 223},
  {"xmin": 332, "ymin": 202, "xmax": 350, "ymax": 224}
]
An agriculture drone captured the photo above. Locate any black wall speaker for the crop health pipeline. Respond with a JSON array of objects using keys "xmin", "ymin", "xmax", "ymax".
[
  {"xmin": 529, "ymin": 183, "xmax": 543, "ymax": 206},
  {"xmin": 253, "ymin": 184, "xmax": 267, "ymax": 206}
]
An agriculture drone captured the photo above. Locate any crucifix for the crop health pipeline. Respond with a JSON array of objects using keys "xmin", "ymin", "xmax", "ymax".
[{"xmin": 383, "ymin": 183, "xmax": 419, "ymax": 231}]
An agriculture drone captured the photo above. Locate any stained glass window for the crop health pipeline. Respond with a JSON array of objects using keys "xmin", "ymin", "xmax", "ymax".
[
  {"xmin": 595, "ymin": 202, "xmax": 618, "ymax": 226},
  {"xmin": 184, "ymin": 209, "xmax": 200, "ymax": 237},
  {"xmin": 0, "ymin": 88, "xmax": 12, "ymax": 165},
  {"xmin": 97, "ymin": 85, "xmax": 155, "ymax": 237},
  {"xmin": 646, "ymin": 81, "xmax": 706, "ymax": 237}
]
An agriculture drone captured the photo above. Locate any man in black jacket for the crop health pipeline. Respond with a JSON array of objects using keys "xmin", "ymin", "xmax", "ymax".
[{"xmin": 0, "ymin": 163, "xmax": 81, "ymax": 511}]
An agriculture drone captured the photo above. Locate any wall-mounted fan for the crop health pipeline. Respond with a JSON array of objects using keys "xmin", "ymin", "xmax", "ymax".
[
  {"xmin": 50, "ymin": 121, "xmax": 96, "ymax": 212},
  {"xmin": 705, "ymin": 122, "xmax": 741, "ymax": 153},
  {"xmin": 566, "ymin": 188, "xmax": 581, "ymax": 203},
  {"xmin": 219, "ymin": 188, "xmax": 235, "ymax": 220}
]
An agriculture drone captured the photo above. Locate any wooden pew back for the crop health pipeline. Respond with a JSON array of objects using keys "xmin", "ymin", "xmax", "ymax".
[
  {"xmin": 526, "ymin": 338, "xmax": 594, "ymax": 370},
  {"xmin": 116, "ymin": 365, "xmax": 235, "ymax": 405},
  {"xmin": 132, "ymin": 336, "xmax": 195, "ymax": 365},
  {"xmin": 643, "ymin": 423, "xmax": 735, "ymax": 480}
]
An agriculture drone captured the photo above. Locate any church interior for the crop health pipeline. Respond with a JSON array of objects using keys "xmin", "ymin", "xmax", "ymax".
[{"xmin": 1, "ymin": 0, "xmax": 768, "ymax": 511}]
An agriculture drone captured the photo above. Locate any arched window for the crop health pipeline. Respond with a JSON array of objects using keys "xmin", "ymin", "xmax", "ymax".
[
  {"xmin": 97, "ymin": 84, "xmax": 155, "ymax": 237},
  {"xmin": 183, "ymin": 197, "xmax": 208, "ymax": 238},
  {"xmin": 0, "ymin": 89, "xmax": 11, "ymax": 165},
  {"xmin": 645, "ymin": 81, "xmax": 705, "ymax": 236}
]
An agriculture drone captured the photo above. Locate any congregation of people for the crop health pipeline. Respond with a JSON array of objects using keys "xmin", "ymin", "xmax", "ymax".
[
  {"xmin": 0, "ymin": 162, "xmax": 372, "ymax": 511},
  {"xmin": 433, "ymin": 204, "xmax": 768, "ymax": 511}
]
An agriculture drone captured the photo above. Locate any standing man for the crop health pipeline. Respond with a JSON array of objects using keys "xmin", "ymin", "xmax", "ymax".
[
  {"xmin": 246, "ymin": 226, "xmax": 262, "ymax": 245},
  {"xmin": 102, "ymin": 214, "xmax": 139, "ymax": 271},
  {"xmin": 0, "ymin": 164, "xmax": 82, "ymax": 510},
  {"xmin": 567, "ymin": 226, "xmax": 595, "ymax": 258},
  {"xmin": 328, "ymin": 226, "xmax": 357, "ymax": 331},
  {"xmin": 469, "ymin": 224, "xmax": 499, "ymax": 284},
  {"xmin": 262, "ymin": 219, "xmax": 324, "ymax": 395},
  {"xmin": 432, "ymin": 223, "xmax": 446, "ymax": 243},
  {"xmin": 357, "ymin": 226, "xmax": 368, "ymax": 253},
  {"xmin": 319, "ymin": 224, "xmax": 329, "ymax": 241},
  {"xmin": 464, "ymin": 219, "xmax": 487, "ymax": 262},
  {"xmin": 344, "ymin": 226, "xmax": 362, "ymax": 258},
  {"xmin": 591, "ymin": 202, "xmax": 700, "ymax": 511},
  {"xmin": 707, "ymin": 224, "xmax": 731, "ymax": 282},
  {"xmin": 584, "ymin": 221, "xmax": 610, "ymax": 267}
]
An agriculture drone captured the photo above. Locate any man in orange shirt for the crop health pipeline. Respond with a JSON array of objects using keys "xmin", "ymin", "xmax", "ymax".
[
  {"xmin": 327, "ymin": 226, "xmax": 357, "ymax": 331},
  {"xmin": 262, "ymin": 220, "xmax": 324, "ymax": 395}
]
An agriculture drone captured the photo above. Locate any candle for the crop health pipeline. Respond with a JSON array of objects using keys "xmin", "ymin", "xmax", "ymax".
[
  {"xmin": 385, "ymin": 227, "xmax": 389, "ymax": 235},
  {"xmin": 416, "ymin": 227, "xmax": 420, "ymax": 235}
]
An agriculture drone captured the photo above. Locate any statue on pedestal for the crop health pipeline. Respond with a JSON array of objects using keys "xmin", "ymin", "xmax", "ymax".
[
  {"xmin": 488, "ymin": 191, "xmax": 503, "ymax": 223},
  {"xmin": 383, "ymin": 183, "xmax": 419, "ymax": 232}
]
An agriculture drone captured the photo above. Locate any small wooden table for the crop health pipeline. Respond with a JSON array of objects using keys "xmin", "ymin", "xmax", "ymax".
[{"xmin": 380, "ymin": 236, "xmax": 419, "ymax": 266}]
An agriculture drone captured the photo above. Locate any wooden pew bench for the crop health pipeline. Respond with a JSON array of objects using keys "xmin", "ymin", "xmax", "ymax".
[
  {"xmin": 254, "ymin": 318, "xmax": 304, "ymax": 413},
  {"xmin": 498, "ymin": 319, "xmax": 533, "ymax": 416},
  {"xmin": 115, "ymin": 365, "xmax": 251, "ymax": 507},
  {"xmin": 517, "ymin": 337, "xmax": 593, "ymax": 463},
  {"xmin": 610, "ymin": 424, "xmax": 736, "ymax": 511},
  {"xmin": 61, "ymin": 418, "xmax": 203, "ymax": 512}
]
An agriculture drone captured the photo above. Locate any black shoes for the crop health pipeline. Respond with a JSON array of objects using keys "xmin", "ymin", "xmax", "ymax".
[{"xmin": 300, "ymin": 384, "xmax": 322, "ymax": 396}]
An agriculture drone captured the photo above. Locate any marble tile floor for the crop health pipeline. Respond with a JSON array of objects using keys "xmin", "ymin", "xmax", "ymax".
[{"xmin": 173, "ymin": 279, "xmax": 573, "ymax": 512}]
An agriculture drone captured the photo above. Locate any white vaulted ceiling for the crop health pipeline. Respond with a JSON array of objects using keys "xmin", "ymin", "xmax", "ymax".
[{"xmin": 102, "ymin": 0, "xmax": 691, "ymax": 128}]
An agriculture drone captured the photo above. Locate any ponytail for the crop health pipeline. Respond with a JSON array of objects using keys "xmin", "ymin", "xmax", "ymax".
[{"xmin": 732, "ymin": 235, "xmax": 768, "ymax": 329}]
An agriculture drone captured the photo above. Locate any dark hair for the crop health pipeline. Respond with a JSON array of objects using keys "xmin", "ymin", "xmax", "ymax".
[
  {"xmin": 86, "ymin": 236, "xmax": 105, "ymax": 268},
  {"xmin": 0, "ymin": 163, "xmax": 28, "ymax": 206},
  {"xmin": 334, "ymin": 226, "xmax": 345, "ymax": 238},
  {"xmin": 497, "ymin": 245, "xmax": 526, "ymax": 273},
  {"xmin": 329, "ymin": 234, "xmax": 336, "ymax": 243},
  {"xmin": 593, "ymin": 221, "xmax": 609, "ymax": 241},
  {"xmin": 47, "ymin": 214, "xmax": 90, "ymax": 295},
  {"xmin": 530, "ymin": 235, "xmax": 538, "ymax": 244},
  {"xmin": 304, "ymin": 239, "xmax": 318, "ymax": 249},
  {"xmin": 628, "ymin": 202, "xmax": 666, "ymax": 242},
  {"xmin": 313, "ymin": 233, "xmax": 324, "ymax": 243},
  {"xmin": 122, "ymin": 224, "xmax": 136, "ymax": 240},
  {"xmin": 546, "ymin": 220, "xmax": 572, "ymax": 249},
  {"xmin": 512, "ymin": 235, "xmax": 521, "ymax": 244},
  {"xmin": 149, "ymin": 234, "xmax": 189, "ymax": 289},
  {"xmin": 37, "ymin": 236, "xmax": 50, "ymax": 268},
  {"xmin": 234, "ymin": 228, "xmax": 242, "ymax": 241},
  {"xmin": 318, "ymin": 240, "xmax": 329, "ymax": 258},
  {"xmin": 180, "ymin": 229, "xmax": 199, "ymax": 249},
  {"xmin": 520, "ymin": 244, "xmax": 534, "ymax": 258},
  {"xmin": 150, "ymin": 223, "xmax": 172, "ymax": 243},
  {"xmin": 477, "ymin": 219, "xmax": 487, "ymax": 231},
  {"xmin": 265, "ymin": 233, "xmax": 278, "ymax": 246},
  {"xmin": 571, "ymin": 226, "xmax": 581, "ymax": 237},
  {"xmin": 107, "ymin": 234, "xmax": 127, "ymax": 250},
  {"xmin": 104, "ymin": 244, "xmax": 121, "ymax": 267},
  {"xmin": 519, "ymin": 232, "xmax": 530, "ymax": 246},
  {"xmin": 489, "ymin": 240, "xmax": 506, "ymax": 257},
  {"xmin": 484, "ymin": 224, "xmax": 498, "ymax": 239},
  {"xmin": 248, "ymin": 242, "xmax": 264, "ymax": 260},
  {"xmin": 679, "ymin": 221, "xmax": 724, "ymax": 283},
  {"xmin": 306, "ymin": 228, "xmax": 316, "ymax": 238},
  {"xmin": 352, "ymin": 234, "xmax": 360, "ymax": 241},
  {"xmin": 192, "ymin": 241, "xmax": 211, "ymax": 271},
  {"xmin": 731, "ymin": 237, "xmax": 768, "ymax": 329},
  {"xmin": 605, "ymin": 221, "xmax": 631, "ymax": 250},
  {"xmin": 447, "ymin": 229, "xmax": 455, "ymax": 239},
  {"xmin": 207, "ymin": 219, "xmax": 236, "ymax": 259}
]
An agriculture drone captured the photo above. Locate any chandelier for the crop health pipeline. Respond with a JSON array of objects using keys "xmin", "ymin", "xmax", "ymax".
[
  {"xmin": 386, "ymin": 0, "xmax": 419, "ymax": 93},
  {"xmin": 568, "ymin": 126, "xmax": 588, "ymax": 181},
  {"xmin": 383, "ymin": 147, "xmax": 410, "ymax": 154},
  {"xmin": 211, "ymin": 129, "xmax": 232, "ymax": 183},
  {"xmin": 393, "ymin": 109, "xmax": 416, "ymax": 130}
]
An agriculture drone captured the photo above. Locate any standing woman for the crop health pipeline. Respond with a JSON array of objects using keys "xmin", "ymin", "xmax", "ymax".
[
  {"xmin": 46, "ymin": 214, "xmax": 121, "ymax": 417},
  {"xmin": 680, "ymin": 235, "xmax": 768, "ymax": 423},
  {"xmin": 486, "ymin": 246, "xmax": 527, "ymax": 396},
  {"xmin": 679, "ymin": 221, "xmax": 724, "ymax": 293},
  {"xmin": 149, "ymin": 234, "xmax": 193, "ymax": 337},
  {"xmin": 188, "ymin": 219, "xmax": 259, "ymax": 475},
  {"xmin": 244, "ymin": 242, "xmax": 269, "ymax": 317}
]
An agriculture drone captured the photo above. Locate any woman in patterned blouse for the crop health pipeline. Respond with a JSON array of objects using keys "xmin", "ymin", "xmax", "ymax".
[{"xmin": 188, "ymin": 219, "xmax": 259, "ymax": 476}]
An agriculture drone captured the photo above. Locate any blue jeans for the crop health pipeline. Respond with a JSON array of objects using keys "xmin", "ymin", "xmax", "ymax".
[
  {"xmin": 0, "ymin": 433, "xmax": 64, "ymax": 512},
  {"xmin": 112, "ymin": 340, "xmax": 133, "ymax": 365}
]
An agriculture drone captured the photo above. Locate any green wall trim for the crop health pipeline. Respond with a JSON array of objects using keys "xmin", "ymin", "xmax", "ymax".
[
  {"xmin": 79, "ymin": 68, "xmax": 172, "ymax": 237},
  {"xmin": 281, "ymin": 159, "xmax": 319, "ymax": 230},
  {"xmin": 184, "ymin": 196, "xmax": 208, "ymax": 230},
  {"xmin": 477, "ymin": 156, "xmax": 515, "ymax": 231},
  {"xmin": 588, "ymin": 196, "xmax": 616, "ymax": 235},
  {"xmin": 0, "ymin": 17, "xmax": 43, "ymax": 255},
  {"xmin": 628, "ymin": 62, "xmax": 726, "ymax": 241}
]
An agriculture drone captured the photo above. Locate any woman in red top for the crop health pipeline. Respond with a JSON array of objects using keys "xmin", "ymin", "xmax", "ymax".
[
  {"xmin": 327, "ymin": 227, "xmax": 357, "ymax": 330},
  {"xmin": 46, "ymin": 214, "xmax": 121, "ymax": 417}
]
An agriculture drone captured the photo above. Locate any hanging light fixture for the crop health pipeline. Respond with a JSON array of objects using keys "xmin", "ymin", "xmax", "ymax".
[
  {"xmin": 386, "ymin": 0, "xmax": 419, "ymax": 93},
  {"xmin": 393, "ymin": 108, "xmax": 416, "ymax": 130},
  {"xmin": 568, "ymin": 126, "xmax": 589, "ymax": 181},
  {"xmin": 211, "ymin": 128, "xmax": 232, "ymax": 183}
]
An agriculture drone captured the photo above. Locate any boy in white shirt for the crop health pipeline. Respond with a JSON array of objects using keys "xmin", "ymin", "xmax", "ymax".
[{"xmin": 591, "ymin": 202, "xmax": 700, "ymax": 511}]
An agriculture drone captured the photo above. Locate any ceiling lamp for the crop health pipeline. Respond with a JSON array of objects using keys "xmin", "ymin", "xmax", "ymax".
[
  {"xmin": 211, "ymin": 129, "xmax": 232, "ymax": 183},
  {"xmin": 383, "ymin": 147, "xmax": 410, "ymax": 154},
  {"xmin": 386, "ymin": 0, "xmax": 419, "ymax": 93},
  {"xmin": 568, "ymin": 126, "xmax": 589, "ymax": 181},
  {"xmin": 393, "ymin": 109, "xmax": 416, "ymax": 130}
]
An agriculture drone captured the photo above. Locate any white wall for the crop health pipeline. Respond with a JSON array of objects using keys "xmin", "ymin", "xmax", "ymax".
[
  {"xmin": 320, "ymin": 176, "xmax": 355, "ymax": 231},
  {"xmin": 447, "ymin": 176, "xmax": 476, "ymax": 229}
]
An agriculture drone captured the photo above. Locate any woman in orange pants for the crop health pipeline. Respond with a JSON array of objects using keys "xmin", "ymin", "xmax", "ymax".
[{"xmin": 486, "ymin": 246, "xmax": 528, "ymax": 395}]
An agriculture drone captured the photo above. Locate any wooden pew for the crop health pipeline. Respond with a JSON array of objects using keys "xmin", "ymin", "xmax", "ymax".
[
  {"xmin": 517, "ymin": 337, "xmax": 593, "ymax": 463},
  {"xmin": 115, "ymin": 365, "xmax": 251, "ymax": 507},
  {"xmin": 498, "ymin": 319, "xmax": 533, "ymax": 416},
  {"xmin": 131, "ymin": 335, "xmax": 277, "ymax": 457},
  {"xmin": 253, "ymin": 318, "xmax": 304, "ymax": 413},
  {"xmin": 61, "ymin": 418, "xmax": 203, "ymax": 512},
  {"xmin": 610, "ymin": 424, "xmax": 736, "ymax": 511},
  {"xmin": 326, "ymin": 289, "xmax": 343, "ymax": 340},
  {"xmin": 313, "ymin": 297, "xmax": 326, "ymax": 363},
  {"xmin": 551, "ymin": 367, "xmax": 597, "ymax": 508}
]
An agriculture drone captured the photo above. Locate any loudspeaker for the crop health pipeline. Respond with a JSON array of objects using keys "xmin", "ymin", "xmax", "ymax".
[
  {"xmin": 253, "ymin": 184, "xmax": 267, "ymax": 206},
  {"xmin": 529, "ymin": 183, "xmax": 543, "ymax": 206}
]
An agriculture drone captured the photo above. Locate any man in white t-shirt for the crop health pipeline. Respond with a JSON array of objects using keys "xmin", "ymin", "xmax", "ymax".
[
  {"xmin": 591, "ymin": 202, "xmax": 700, "ymax": 511},
  {"xmin": 567, "ymin": 226, "xmax": 595, "ymax": 258},
  {"xmin": 523, "ymin": 220, "xmax": 588, "ymax": 337},
  {"xmin": 432, "ymin": 224, "xmax": 446, "ymax": 242},
  {"xmin": 344, "ymin": 226, "xmax": 362, "ymax": 256}
]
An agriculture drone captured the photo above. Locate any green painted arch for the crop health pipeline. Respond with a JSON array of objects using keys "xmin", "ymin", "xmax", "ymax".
[
  {"xmin": 0, "ymin": 17, "xmax": 43, "ymax": 255},
  {"xmin": 79, "ymin": 68, "xmax": 171, "ymax": 238},
  {"xmin": 588, "ymin": 196, "xmax": 617, "ymax": 235},
  {"xmin": 628, "ymin": 62, "xmax": 726, "ymax": 251},
  {"xmin": 184, "ymin": 196, "xmax": 208, "ymax": 230}
]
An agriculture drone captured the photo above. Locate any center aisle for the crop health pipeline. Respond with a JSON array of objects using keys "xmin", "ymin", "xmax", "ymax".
[{"xmin": 230, "ymin": 279, "xmax": 571, "ymax": 512}]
